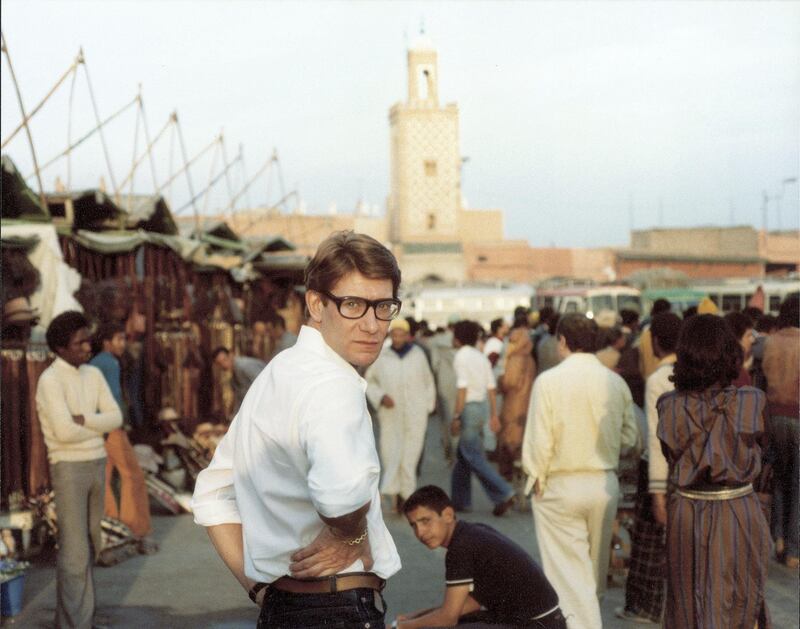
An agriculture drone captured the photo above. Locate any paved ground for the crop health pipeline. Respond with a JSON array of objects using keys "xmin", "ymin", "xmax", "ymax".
[{"xmin": 6, "ymin": 421, "xmax": 798, "ymax": 627}]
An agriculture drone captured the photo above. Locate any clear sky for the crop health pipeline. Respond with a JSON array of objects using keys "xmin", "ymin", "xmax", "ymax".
[{"xmin": 2, "ymin": 0, "xmax": 798, "ymax": 247}]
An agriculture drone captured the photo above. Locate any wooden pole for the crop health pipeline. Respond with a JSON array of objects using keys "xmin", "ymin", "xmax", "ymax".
[{"xmin": 1, "ymin": 31, "xmax": 49, "ymax": 212}]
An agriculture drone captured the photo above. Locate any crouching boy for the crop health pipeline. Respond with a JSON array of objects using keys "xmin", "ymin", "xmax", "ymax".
[{"xmin": 394, "ymin": 485, "xmax": 566, "ymax": 628}]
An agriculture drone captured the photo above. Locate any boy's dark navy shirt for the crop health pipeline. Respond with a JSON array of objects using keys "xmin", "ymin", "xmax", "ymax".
[{"xmin": 445, "ymin": 520, "xmax": 559, "ymax": 621}]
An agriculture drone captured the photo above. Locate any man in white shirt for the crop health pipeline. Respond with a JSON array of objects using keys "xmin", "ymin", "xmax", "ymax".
[
  {"xmin": 451, "ymin": 321, "xmax": 515, "ymax": 517},
  {"xmin": 366, "ymin": 317, "xmax": 436, "ymax": 512},
  {"xmin": 522, "ymin": 313, "xmax": 639, "ymax": 629},
  {"xmin": 192, "ymin": 231, "xmax": 403, "ymax": 628},
  {"xmin": 36, "ymin": 311, "xmax": 123, "ymax": 629}
]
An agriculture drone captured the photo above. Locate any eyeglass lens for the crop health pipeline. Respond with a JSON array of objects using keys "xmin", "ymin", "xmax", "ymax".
[{"xmin": 338, "ymin": 297, "xmax": 400, "ymax": 321}]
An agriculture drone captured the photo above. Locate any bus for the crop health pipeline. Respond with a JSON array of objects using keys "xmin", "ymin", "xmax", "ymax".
[
  {"xmin": 642, "ymin": 288, "xmax": 707, "ymax": 316},
  {"xmin": 534, "ymin": 285, "xmax": 642, "ymax": 320},
  {"xmin": 690, "ymin": 279, "xmax": 800, "ymax": 315}
]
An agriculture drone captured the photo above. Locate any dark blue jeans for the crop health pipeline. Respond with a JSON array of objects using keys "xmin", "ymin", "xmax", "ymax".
[
  {"xmin": 451, "ymin": 400, "xmax": 514, "ymax": 510},
  {"xmin": 257, "ymin": 587, "xmax": 385, "ymax": 628}
]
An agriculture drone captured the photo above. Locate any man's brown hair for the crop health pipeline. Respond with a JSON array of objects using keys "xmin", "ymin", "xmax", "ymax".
[{"xmin": 305, "ymin": 231, "xmax": 401, "ymax": 298}]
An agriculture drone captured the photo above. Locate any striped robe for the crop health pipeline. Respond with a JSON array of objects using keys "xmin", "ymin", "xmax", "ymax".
[{"xmin": 657, "ymin": 386, "xmax": 771, "ymax": 629}]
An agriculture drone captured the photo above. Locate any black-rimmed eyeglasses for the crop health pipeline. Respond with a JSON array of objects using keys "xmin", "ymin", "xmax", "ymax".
[{"xmin": 319, "ymin": 290, "xmax": 402, "ymax": 321}]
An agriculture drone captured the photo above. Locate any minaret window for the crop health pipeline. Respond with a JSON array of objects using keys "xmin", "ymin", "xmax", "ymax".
[
  {"xmin": 427, "ymin": 213, "xmax": 437, "ymax": 230},
  {"xmin": 424, "ymin": 160, "xmax": 437, "ymax": 177},
  {"xmin": 419, "ymin": 68, "xmax": 431, "ymax": 100}
]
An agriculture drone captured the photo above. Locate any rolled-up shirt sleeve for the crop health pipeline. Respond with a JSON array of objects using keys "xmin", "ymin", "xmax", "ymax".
[
  {"xmin": 191, "ymin": 416, "xmax": 242, "ymax": 526},
  {"xmin": 300, "ymin": 376, "xmax": 379, "ymax": 519}
]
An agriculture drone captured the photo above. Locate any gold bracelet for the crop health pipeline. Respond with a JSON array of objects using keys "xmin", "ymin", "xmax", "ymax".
[{"xmin": 344, "ymin": 529, "xmax": 368, "ymax": 546}]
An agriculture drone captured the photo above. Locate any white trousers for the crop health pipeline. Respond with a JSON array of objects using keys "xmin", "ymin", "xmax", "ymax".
[
  {"xmin": 532, "ymin": 471, "xmax": 619, "ymax": 629},
  {"xmin": 378, "ymin": 411, "xmax": 428, "ymax": 500}
]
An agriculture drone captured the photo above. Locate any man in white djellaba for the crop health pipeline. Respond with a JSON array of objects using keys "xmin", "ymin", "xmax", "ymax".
[{"xmin": 366, "ymin": 317, "xmax": 436, "ymax": 512}]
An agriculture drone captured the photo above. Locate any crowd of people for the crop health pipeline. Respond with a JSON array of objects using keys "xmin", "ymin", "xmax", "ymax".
[
  {"xmin": 33, "ymin": 228, "xmax": 797, "ymax": 628},
  {"xmin": 378, "ymin": 291, "xmax": 797, "ymax": 628}
]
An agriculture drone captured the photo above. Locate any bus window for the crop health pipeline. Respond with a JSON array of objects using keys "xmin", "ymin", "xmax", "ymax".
[
  {"xmin": 564, "ymin": 300, "xmax": 579, "ymax": 313},
  {"xmin": 589, "ymin": 295, "xmax": 613, "ymax": 313},
  {"xmin": 769, "ymin": 295, "xmax": 781, "ymax": 312},
  {"xmin": 618, "ymin": 295, "xmax": 642, "ymax": 313},
  {"xmin": 543, "ymin": 297, "xmax": 554, "ymax": 308},
  {"xmin": 722, "ymin": 294, "xmax": 742, "ymax": 312}
]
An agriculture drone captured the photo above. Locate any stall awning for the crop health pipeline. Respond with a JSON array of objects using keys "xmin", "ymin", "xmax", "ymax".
[{"xmin": 1, "ymin": 155, "xmax": 50, "ymax": 222}]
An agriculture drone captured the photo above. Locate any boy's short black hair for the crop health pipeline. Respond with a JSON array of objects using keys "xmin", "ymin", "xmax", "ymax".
[
  {"xmin": 490, "ymin": 318, "xmax": 504, "ymax": 335},
  {"xmin": 403, "ymin": 485, "xmax": 454, "ymax": 516},
  {"xmin": 755, "ymin": 314, "xmax": 777, "ymax": 334},
  {"xmin": 46, "ymin": 311, "xmax": 89, "ymax": 353},
  {"xmin": 650, "ymin": 312, "xmax": 682, "ymax": 353},
  {"xmin": 650, "ymin": 298, "xmax": 671, "ymax": 317},
  {"xmin": 777, "ymin": 294, "xmax": 799, "ymax": 330},
  {"xmin": 620, "ymin": 309, "xmax": 640, "ymax": 327},
  {"xmin": 453, "ymin": 320, "xmax": 480, "ymax": 347},
  {"xmin": 724, "ymin": 311, "xmax": 753, "ymax": 342},
  {"xmin": 94, "ymin": 321, "xmax": 125, "ymax": 345},
  {"xmin": 556, "ymin": 313, "xmax": 598, "ymax": 353}
]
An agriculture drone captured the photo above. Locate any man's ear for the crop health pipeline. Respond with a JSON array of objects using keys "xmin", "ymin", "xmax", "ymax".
[
  {"xmin": 306, "ymin": 290, "xmax": 324, "ymax": 323},
  {"xmin": 442, "ymin": 506, "xmax": 456, "ymax": 523}
]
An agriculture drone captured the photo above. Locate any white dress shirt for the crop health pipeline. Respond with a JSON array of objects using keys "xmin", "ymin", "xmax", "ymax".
[
  {"xmin": 35, "ymin": 357, "xmax": 123, "ymax": 463},
  {"xmin": 522, "ymin": 352, "xmax": 639, "ymax": 492},
  {"xmin": 191, "ymin": 325, "xmax": 401, "ymax": 583},
  {"xmin": 454, "ymin": 345, "xmax": 496, "ymax": 403},
  {"xmin": 646, "ymin": 355, "xmax": 676, "ymax": 494}
]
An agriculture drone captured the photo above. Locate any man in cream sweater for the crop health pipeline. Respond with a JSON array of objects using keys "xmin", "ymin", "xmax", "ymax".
[{"xmin": 37, "ymin": 311, "xmax": 122, "ymax": 629}]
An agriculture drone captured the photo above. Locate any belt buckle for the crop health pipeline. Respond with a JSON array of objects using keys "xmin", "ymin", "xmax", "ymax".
[{"xmin": 328, "ymin": 575, "xmax": 338, "ymax": 594}]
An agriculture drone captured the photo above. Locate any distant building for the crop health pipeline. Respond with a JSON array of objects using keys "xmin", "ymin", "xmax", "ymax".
[{"xmin": 617, "ymin": 226, "xmax": 799, "ymax": 279}]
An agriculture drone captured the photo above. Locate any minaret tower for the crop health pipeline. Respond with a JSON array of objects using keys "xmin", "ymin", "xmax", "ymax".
[{"xmin": 387, "ymin": 33, "xmax": 465, "ymax": 282}]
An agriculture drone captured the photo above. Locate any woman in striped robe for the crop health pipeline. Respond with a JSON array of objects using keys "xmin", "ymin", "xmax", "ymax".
[{"xmin": 657, "ymin": 314, "xmax": 770, "ymax": 629}]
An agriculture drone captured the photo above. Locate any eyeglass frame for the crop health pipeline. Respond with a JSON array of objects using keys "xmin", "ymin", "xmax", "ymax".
[{"xmin": 317, "ymin": 290, "xmax": 402, "ymax": 321}]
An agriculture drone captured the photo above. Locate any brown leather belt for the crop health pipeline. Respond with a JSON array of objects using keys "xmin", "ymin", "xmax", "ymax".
[{"xmin": 271, "ymin": 572, "xmax": 385, "ymax": 594}]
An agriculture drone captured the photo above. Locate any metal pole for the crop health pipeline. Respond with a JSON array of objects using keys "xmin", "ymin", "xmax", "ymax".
[
  {"xmin": 220, "ymin": 136, "xmax": 235, "ymax": 213},
  {"xmin": 81, "ymin": 48, "xmax": 119, "ymax": 194},
  {"xmin": 202, "ymin": 135, "xmax": 222, "ymax": 214},
  {"xmin": 1, "ymin": 31, "xmax": 48, "ymax": 211},
  {"xmin": 1, "ymin": 52, "xmax": 81, "ymax": 149},
  {"xmin": 175, "ymin": 113, "xmax": 199, "ymax": 230},
  {"xmin": 128, "ymin": 88, "xmax": 143, "ymax": 210},
  {"xmin": 34, "ymin": 93, "xmax": 138, "ymax": 181},
  {"xmin": 239, "ymin": 143, "xmax": 253, "ymax": 209},
  {"xmin": 138, "ymin": 90, "xmax": 161, "ymax": 192}
]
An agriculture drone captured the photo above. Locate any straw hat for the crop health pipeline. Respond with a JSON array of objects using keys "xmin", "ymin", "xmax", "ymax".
[{"xmin": 388, "ymin": 318, "xmax": 410, "ymax": 332}]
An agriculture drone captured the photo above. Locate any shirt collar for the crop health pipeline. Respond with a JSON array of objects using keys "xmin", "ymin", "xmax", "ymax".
[
  {"xmin": 563, "ymin": 351, "xmax": 598, "ymax": 364},
  {"xmin": 53, "ymin": 356, "xmax": 81, "ymax": 374},
  {"xmin": 657, "ymin": 353, "xmax": 677, "ymax": 368},
  {"xmin": 296, "ymin": 325, "xmax": 367, "ymax": 390}
]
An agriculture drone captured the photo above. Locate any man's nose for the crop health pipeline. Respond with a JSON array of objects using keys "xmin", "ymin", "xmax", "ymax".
[{"xmin": 359, "ymin": 307, "xmax": 380, "ymax": 332}]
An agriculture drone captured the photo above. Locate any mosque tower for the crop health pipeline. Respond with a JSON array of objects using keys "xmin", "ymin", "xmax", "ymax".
[{"xmin": 387, "ymin": 33, "xmax": 466, "ymax": 283}]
